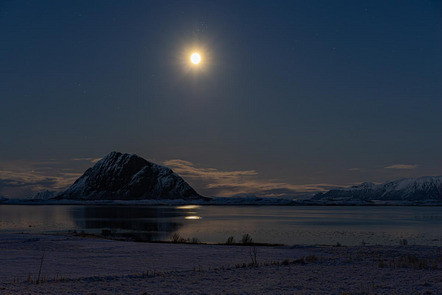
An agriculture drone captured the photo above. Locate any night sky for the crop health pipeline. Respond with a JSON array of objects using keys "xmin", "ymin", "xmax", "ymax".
[{"xmin": 1, "ymin": 0, "xmax": 442, "ymax": 198}]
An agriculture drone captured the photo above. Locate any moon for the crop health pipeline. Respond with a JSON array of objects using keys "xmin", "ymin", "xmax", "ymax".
[{"xmin": 190, "ymin": 52, "xmax": 201, "ymax": 64}]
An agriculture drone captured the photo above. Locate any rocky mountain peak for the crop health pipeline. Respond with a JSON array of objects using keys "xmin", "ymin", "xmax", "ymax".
[{"xmin": 56, "ymin": 151, "xmax": 204, "ymax": 201}]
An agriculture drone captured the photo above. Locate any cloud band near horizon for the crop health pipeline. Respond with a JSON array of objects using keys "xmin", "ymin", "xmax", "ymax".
[
  {"xmin": 0, "ymin": 157, "xmax": 424, "ymax": 199},
  {"xmin": 385, "ymin": 164, "xmax": 419, "ymax": 170},
  {"xmin": 164, "ymin": 159, "xmax": 341, "ymax": 198}
]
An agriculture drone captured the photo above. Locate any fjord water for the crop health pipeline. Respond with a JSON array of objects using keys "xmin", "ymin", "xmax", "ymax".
[{"xmin": 0, "ymin": 205, "xmax": 440, "ymax": 246}]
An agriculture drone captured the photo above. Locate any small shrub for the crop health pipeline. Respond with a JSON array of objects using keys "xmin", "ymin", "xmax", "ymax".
[
  {"xmin": 281, "ymin": 259, "xmax": 290, "ymax": 265},
  {"xmin": 225, "ymin": 236, "xmax": 235, "ymax": 245},
  {"xmin": 241, "ymin": 234, "xmax": 253, "ymax": 245},
  {"xmin": 399, "ymin": 239, "xmax": 408, "ymax": 246},
  {"xmin": 379, "ymin": 254, "xmax": 439, "ymax": 270},
  {"xmin": 305, "ymin": 255, "xmax": 318, "ymax": 263},
  {"xmin": 292, "ymin": 258, "xmax": 306, "ymax": 265},
  {"xmin": 292, "ymin": 255, "xmax": 318, "ymax": 265},
  {"xmin": 190, "ymin": 237, "xmax": 200, "ymax": 244},
  {"xmin": 235, "ymin": 263, "xmax": 247, "ymax": 268},
  {"xmin": 171, "ymin": 233, "xmax": 184, "ymax": 243},
  {"xmin": 101, "ymin": 229, "xmax": 112, "ymax": 237}
]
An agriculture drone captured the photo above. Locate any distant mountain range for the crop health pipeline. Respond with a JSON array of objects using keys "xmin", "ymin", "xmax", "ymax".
[
  {"xmin": 54, "ymin": 151, "xmax": 205, "ymax": 201},
  {"xmin": 17, "ymin": 152, "xmax": 442, "ymax": 205},
  {"xmin": 313, "ymin": 176, "xmax": 442, "ymax": 204}
]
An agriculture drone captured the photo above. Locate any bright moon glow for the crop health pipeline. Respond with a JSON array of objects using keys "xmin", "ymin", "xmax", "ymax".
[{"xmin": 190, "ymin": 53, "xmax": 201, "ymax": 64}]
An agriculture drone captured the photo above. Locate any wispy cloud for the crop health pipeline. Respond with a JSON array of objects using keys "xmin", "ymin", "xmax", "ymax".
[
  {"xmin": 164, "ymin": 159, "xmax": 258, "ymax": 181},
  {"xmin": 0, "ymin": 157, "xmax": 344, "ymax": 199},
  {"xmin": 0, "ymin": 160, "xmax": 83, "ymax": 198},
  {"xmin": 384, "ymin": 164, "xmax": 419, "ymax": 170},
  {"xmin": 71, "ymin": 157, "xmax": 102, "ymax": 163},
  {"xmin": 164, "ymin": 159, "xmax": 341, "ymax": 198}
]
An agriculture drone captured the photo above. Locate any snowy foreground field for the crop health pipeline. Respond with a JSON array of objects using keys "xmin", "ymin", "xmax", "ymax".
[{"xmin": 0, "ymin": 234, "xmax": 441, "ymax": 295}]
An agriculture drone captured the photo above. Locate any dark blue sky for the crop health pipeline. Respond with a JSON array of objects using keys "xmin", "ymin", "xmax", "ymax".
[{"xmin": 1, "ymin": 0, "xmax": 441, "ymax": 198}]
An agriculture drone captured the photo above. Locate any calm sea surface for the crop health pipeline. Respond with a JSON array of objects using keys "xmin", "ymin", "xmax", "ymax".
[{"xmin": 0, "ymin": 205, "xmax": 441, "ymax": 246}]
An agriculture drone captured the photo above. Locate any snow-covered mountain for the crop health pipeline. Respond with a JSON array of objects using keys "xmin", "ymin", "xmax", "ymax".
[
  {"xmin": 56, "ymin": 151, "xmax": 205, "ymax": 201},
  {"xmin": 313, "ymin": 176, "xmax": 442, "ymax": 202},
  {"xmin": 33, "ymin": 190, "xmax": 56, "ymax": 200}
]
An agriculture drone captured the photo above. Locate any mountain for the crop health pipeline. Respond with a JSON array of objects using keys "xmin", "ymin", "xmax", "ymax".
[
  {"xmin": 33, "ymin": 190, "xmax": 56, "ymax": 200},
  {"xmin": 56, "ymin": 151, "xmax": 205, "ymax": 201},
  {"xmin": 313, "ymin": 176, "xmax": 442, "ymax": 203}
]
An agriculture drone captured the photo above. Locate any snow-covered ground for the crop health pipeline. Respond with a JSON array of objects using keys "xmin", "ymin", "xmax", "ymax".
[{"xmin": 1, "ymin": 234, "xmax": 441, "ymax": 294}]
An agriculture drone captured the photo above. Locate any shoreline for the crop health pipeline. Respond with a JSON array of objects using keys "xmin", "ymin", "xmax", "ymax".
[{"xmin": 1, "ymin": 199, "xmax": 442, "ymax": 206}]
